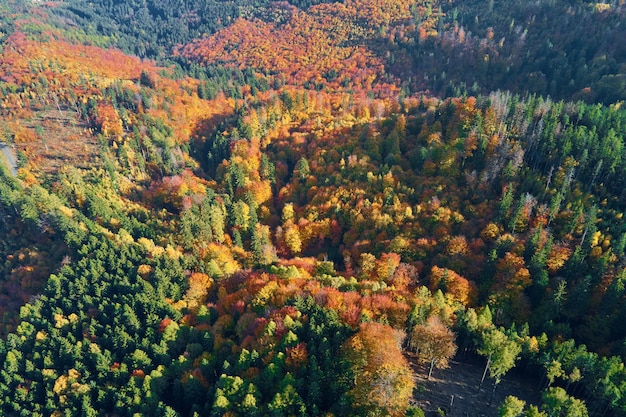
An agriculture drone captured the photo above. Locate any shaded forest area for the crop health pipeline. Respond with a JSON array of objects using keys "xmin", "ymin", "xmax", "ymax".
[{"xmin": 1, "ymin": 0, "xmax": 626, "ymax": 416}]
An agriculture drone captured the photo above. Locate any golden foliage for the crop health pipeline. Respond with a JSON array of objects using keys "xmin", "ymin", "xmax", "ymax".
[
  {"xmin": 546, "ymin": 245, "xmax": 572, "ymax": 274},
  {"xmin": 481, "ymin": 223, "xmax": 501, "ymax": 240},
  {"xmin": 446, "ymin": 235, "xmax": 469, "ymax": 256},
  {"xmin": 430, "ymin": 266, "xmax": 476, "ymax": 306},
  {"xmin": 344, "ymin": 322, "xmax": 414, "ymax": 416},
  {"xmin": 183, "ymin": 272, "xmax": 213, "ymax": 311}
]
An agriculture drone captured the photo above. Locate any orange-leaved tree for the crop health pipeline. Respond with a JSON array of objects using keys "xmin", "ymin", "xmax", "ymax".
[{"xmin": 343, "ymin": 322, "xmax": 415, "ymax": 416}]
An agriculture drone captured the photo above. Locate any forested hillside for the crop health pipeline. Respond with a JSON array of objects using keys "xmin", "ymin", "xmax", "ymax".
[{"xmin": 1, "ymin": 0, "xmax": 626, "ymax": 416}]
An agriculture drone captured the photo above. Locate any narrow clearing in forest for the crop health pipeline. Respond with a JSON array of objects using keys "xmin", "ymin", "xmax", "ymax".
[{"xmin": 409, "ymin": 353, "xmax": 541, "ymax": 416}]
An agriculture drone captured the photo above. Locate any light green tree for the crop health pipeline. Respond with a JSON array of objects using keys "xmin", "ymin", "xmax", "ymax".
[
  {"xmin": 542, "ymin": 387, "xmax": 588, "ymax": 417},
  {"xmin": 477, "ymin": 327, "xmax": 522, "ymax": 405},
  {"xmin": 499, "ymin": 395, "xmax": 525, "ymax": 417}
]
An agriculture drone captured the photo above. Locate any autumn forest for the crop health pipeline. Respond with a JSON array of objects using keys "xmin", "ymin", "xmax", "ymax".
[{"xmin": 1, "ymin": 0, "xmax": 626, "ymax": 416}]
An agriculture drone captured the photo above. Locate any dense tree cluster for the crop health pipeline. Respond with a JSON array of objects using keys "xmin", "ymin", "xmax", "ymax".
[
  {"xmin": 3, "ymin": 0, "xmax": 626, "ymax": 415},
  {"xmin": 46, "ymin": 0, "xmax": 350, "ymax": 60},
  {"xmin": 389, "ymin": 0, "xmax": 626, "ymax": 104}
]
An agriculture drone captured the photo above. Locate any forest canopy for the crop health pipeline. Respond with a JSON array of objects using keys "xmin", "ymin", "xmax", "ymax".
[{"xmin": 1, "ymin": 0, "xmax": 626, "ymax": 416}]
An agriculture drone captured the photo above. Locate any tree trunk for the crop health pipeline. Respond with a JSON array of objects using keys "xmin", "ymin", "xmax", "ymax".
[
  {"xmin": 478, "ymin": 356, "xmax": 491, "ymax": 393},
  {"xmin": 427, "ymin": 359, "xmax": 435, "ymax": 380},
  {"xmin": 488, "ymin": 380, "xmax": 499, "ymax": 405}
]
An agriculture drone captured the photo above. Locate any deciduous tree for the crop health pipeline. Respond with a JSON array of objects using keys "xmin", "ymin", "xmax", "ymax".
[
  {"xmin": 344, "ymin": 322, "xmax": 415, "ymax": 416},
  {"xmin": 409, "ymin": 315, "xmax": 457, "ymax": 380},
  {"xmin": 478, "ymin": 327, "xmax": 521, "ymax": 404}
]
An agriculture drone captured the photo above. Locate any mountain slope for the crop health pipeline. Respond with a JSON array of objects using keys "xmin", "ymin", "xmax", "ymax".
[{"xmin": 1, "ymin": 1, "xmax": 626, "ymax": 416}]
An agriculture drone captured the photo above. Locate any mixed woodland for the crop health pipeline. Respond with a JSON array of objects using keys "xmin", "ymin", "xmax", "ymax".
[{"xmin": 1, "ymin": 0, "xmax": 626, "ymax": 415}]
